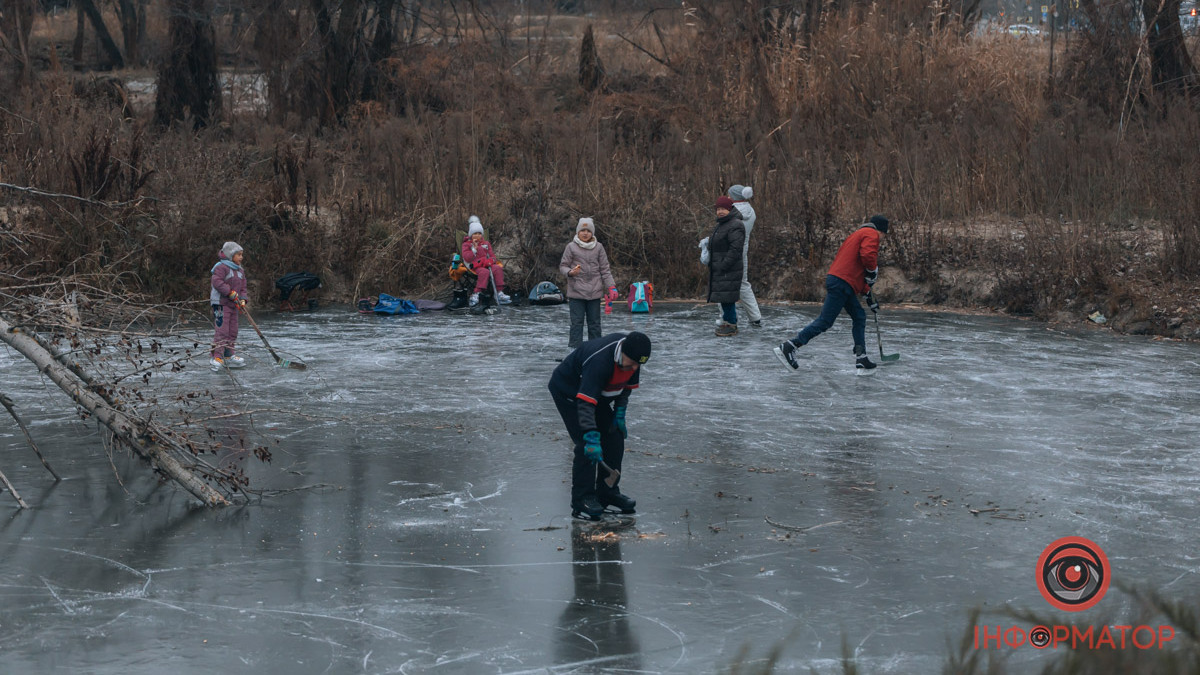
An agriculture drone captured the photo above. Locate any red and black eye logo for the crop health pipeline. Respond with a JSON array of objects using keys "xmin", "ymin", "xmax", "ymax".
[{"xmin": 1036, "ymin": 536, "xmax": 1110, "ymax": 612}]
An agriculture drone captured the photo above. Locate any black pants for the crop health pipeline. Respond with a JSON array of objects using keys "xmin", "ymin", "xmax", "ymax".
[
  {"xmin": 568, "ymin": 297, "xmax": 603, "ymax": 348},
  {"xmin": 552, "ymin": 393, "xmax": 626, "ymax": 506}
]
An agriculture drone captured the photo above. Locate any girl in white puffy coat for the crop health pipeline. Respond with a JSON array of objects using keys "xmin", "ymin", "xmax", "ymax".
[{"xmin": 726, "ymin": 184, "xmax": 762, "ymax": 327}]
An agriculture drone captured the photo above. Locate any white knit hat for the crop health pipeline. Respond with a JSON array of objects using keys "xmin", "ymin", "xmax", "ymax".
[
  {"xmin": 221, "ymin": 241, "xmax": 243, "ymax": 258},
  {"xmin": 576, "ymin": 217, "xmax": 595, "ymax": 234},
  {"xmin": 467, "ymin": 215, "xmax": 484, "ymax": 237}
]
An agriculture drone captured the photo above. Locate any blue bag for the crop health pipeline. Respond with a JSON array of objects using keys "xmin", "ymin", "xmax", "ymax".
[{"xmin": 373, "ymin": 293, "xmax": 420, "ymax": 315}]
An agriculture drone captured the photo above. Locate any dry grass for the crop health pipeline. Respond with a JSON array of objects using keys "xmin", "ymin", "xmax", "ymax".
[{"xmin": 2, "ymin": 3, "xmax": 1198, "ymax": 338}]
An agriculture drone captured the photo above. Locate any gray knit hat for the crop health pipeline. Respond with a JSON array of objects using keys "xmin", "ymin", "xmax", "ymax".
[
  {"xmin": 467, "ymin": 215, "xmax": 484, "ymax": 237},
  {"xmin": 727, "ymin": 185, "xmax": 754, "ymax": 201},
  {"xmin": 221, "ymin": 241, "xmax": 243, "ymax": 259},
  {"xmin": 576, "ymin": 217, "xmax": 595, "ymax": 234}
]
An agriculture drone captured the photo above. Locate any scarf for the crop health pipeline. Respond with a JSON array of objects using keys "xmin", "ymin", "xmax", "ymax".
[
  {"xmin": 573, "ymin": 235, "xmax": 597, "ymax": 250},
  {"xmin": 212, "ymin": 259, "xmax": 242, "ymax": 273}
]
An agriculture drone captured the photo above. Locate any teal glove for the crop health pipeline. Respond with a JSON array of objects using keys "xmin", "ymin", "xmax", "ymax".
[
  {"xmin": 583, "ymin": 431, "xmax": 602, "ymax": 463},
  {"xmin": 613, "ymin": 406, "xmax": 627, "ymax": 439}
]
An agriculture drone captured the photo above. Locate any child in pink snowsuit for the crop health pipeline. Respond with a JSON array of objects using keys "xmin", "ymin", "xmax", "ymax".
[
  {"xmin": 461, "ymin": 215, "xmax": 511, "ymax": 306},
  {"xmin": 210, "ymin": 241, "xmax": 249, "ymax": 371}
]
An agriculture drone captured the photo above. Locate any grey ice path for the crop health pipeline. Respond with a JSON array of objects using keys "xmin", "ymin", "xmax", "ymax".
[{"xmin": 1, "ymin": 302, "xmax": 1199, "ymax": 674}]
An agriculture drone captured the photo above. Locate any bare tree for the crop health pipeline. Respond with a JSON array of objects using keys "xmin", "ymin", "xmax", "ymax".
[
  {"xmin": 115, "ymin": 0, "xmax": 146, "ymax": 66},
  {"xmin": 311, "ymin": 0, "xmax": 367, "ymax": 125},
  {"xmin": 1141, "ymin": 0, "xmax": 1197, "ymax": 95},
  {"xmin": 0, "ymin": 262, "xmax": 273, "ymax": 507},
  {"xmin": 76, "ymin": 0, "xmax": 127, "ymax": 69},
  {"xmin": 0, "ymin": 0, "xmax": 35, "ymax": 84},
  {"xmin": 254, "ymin": 0, "xmax": 415, "ymax": 125},
  {"xmin": 154, "ymin": 0, "xmax": 222, "ymax": 128}
]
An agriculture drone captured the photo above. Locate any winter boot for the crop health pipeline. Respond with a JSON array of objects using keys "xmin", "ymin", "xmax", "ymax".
[
  {"xmin": 209, "ymin": 356, "xmax": 225, "ymax": 372},
  {"xmin": 571, "ymin": 495, "xmax": 604, "ymax": 521},
  {"xmin": 715, "ymin": 322, "xmax": 738, "ymax": 337},
  {"xmin": 447, "ymin": 290, "xmax": 468, "ymax": 310},
  {"xmin": 469, "ymin": 292, "xmax": 480, "ymax": 307},
  {"xmin": 750, "ymin": 319, "xmax": 763, "ymax": 328},
  {"xmin": 598, "ymin": 488, "xmax": 636, "ymax": 514},
  {"xmin": 773, "ymin": 340, "xmax": 800, "ymax": 372},
  {"xmin": 227, "ymin": 355, "xmax": 246, "ymax": 368},
  {"xmin": 854, "ymin": 345, "xmax": 877, "ymax": 374},
  {"xmin": 495, "ymin": 291, "xmax": 511, "ymax": 305}
]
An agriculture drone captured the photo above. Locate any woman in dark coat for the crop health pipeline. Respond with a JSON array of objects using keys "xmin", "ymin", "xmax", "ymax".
[{"xmin": 707, "ymin": 196, "xmax": 745, "ymax": 337}]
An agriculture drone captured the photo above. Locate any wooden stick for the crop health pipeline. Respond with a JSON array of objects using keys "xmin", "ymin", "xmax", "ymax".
[
  {"xmin": 0, "ymin": 466, "xmax": 29, "ymax": 508},
  {"xmin": 764, "ymin": 516, "xmax": 844, "ymax": 533},
  {"xmin": 0, "ymin": 393, "xmax": 60, "ymax": 481}
]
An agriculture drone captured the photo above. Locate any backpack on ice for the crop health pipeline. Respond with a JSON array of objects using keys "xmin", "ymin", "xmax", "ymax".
[
  {"xmin": 373, "ymin": 293, "xmax": 420, "ymax": 315},
  {"xmin": 274, "ymin": 271, "xmax": 322, "ymax": 311},
  {"xmin": 627, "ymin": 281, "xmax": 653, "ymax": 313},
  {"xmin": 528, "ymin": 281, "xmax": 565, "ymax": 306}
]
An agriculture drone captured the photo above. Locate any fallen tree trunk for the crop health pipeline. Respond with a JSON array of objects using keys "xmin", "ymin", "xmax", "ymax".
[{"xmin": 0, "ymin": 316, "xmax": 227, "ymax": 506}]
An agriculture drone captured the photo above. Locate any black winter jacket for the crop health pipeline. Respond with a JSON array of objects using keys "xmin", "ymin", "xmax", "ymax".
[
  {"xmin": 548, "ymin": 333, "xmax": 640, "ymax": 433},
  {"xmin": 706, "ymin": 210, "xmax": 745, "ymax": 304}
]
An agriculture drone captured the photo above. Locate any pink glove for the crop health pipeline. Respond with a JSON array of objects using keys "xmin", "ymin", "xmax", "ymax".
[{"xmin": 606, "ymin": 287, "xmax": 619, "ymax": 302}]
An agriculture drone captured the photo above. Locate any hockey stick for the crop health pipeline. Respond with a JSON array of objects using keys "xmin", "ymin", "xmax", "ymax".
[
  {"xmin": 872, "ymin": 310, "xmax": 900, "ymax": 363},
  {"xmin": 240, "ymin": 306, "xmax": 307, "ymax": 370},
  {"xmin": 488, "ymin": 268, "xmax": 503, "ymax": 310}
]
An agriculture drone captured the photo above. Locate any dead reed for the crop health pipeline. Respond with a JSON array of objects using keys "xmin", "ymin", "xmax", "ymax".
[{"xmin": 1, "ymin": 3, "xmax": 1197, "ymax": 336}]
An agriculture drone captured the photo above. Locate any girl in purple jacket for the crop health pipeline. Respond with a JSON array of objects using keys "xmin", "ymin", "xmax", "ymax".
[{"xmin": 210, "ymin": 242, "xmax": 249, "ymax": 371}]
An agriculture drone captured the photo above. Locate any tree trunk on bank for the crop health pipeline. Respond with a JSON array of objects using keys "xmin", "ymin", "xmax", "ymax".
[
  {"xmin": 362, "ymin": 0, "xmax": 397, "ymax": 101},
  {"xmin": 0, "ymin": 316, "xmax": 228, "ymax": 506},
  {"xmin": 154, "ymin": 0, "xmax": 222, "ymax": 129},
  {"xmin": 73, "ymin": 6, "xmax": 85, "ymax": 69},
  {"xmin": 117, "ymin": 0, "xmax": 143, "ymax": 66},
  {"xmin": 311, "ymin": 0, "xmax": 366, "ymax": 125},
  {"xmin": 76, "ymin": 0, "xmax": 126, "ymax": 69},
  {"xmin": 0, "ymin": 0, "xmax": 35, "ymax": 84},
  {"xmin": 1141, "ymin": 0, "xmax": 1196, "ymax": 96}
]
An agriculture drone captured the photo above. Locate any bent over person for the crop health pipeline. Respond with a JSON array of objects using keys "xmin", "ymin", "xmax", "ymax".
[
  {"xmin": 548, "ymin": 331, "xmax": 652, "ymax": 520},
  {"xmin": 774, "ymin": 214, "xmax": 889, "ymax": 373}
]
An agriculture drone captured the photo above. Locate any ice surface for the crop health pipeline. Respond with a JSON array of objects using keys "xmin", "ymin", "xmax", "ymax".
[{"xmin": 1, "ymin": 302, "xmax": 1198, "ymax": 673}]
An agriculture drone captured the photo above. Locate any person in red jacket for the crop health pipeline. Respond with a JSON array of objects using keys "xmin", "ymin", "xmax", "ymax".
[
  {"xmin": 774, "ymin": 215, "xmax": 889, "ymax": 373},
  {"xmin": 462, "ymin": 215, "xmax": 511, "ymax": 306}
]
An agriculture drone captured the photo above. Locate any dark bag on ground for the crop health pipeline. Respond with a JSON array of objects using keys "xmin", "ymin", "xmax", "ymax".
[
  {"xmin": 275, "ymin": 272, "xmax": 322, "ymax": 310},
  {"xmin": 528, "ymin": 281, "xmax": 565, "ymax": 305}
]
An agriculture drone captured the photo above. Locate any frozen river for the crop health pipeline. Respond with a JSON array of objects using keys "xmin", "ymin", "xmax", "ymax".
[{"xmin": 1, "ymin": 301, "xmax": 1199, "ymax": 673}]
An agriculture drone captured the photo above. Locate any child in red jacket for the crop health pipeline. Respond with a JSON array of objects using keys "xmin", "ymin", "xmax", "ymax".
[{"xmin": 461, "ymin": 215, "xmax": 510, "ymax": 306}]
